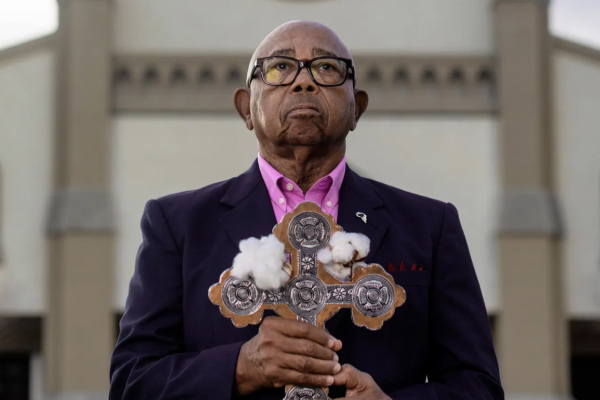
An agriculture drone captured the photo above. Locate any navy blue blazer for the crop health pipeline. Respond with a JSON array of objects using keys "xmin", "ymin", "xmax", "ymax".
[{"xmin": 110, "ymin": 160, "xmax": 503, "ymax": 400}]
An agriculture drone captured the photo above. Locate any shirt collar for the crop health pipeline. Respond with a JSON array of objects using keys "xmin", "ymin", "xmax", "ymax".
[
  {"xmin": 257, "ymin": 153, "xmax": 346, "ymax": 210},
  {"xmin": 257, "ymin": 153, "xmax": 287, "ymax": 213},
  {"xmin": 317, "ymin": 154, "xmax": 345, "ymax": 210}
]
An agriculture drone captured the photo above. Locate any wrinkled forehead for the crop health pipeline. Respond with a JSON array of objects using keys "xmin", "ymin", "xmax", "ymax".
[{"xmin": 246, "ymin": 22, "xmax": 353, "ymax": 85}]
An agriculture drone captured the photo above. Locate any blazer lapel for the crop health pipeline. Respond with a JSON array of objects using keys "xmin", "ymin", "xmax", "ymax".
[
  {"xmin": 337, "ymin": 166, "xmax": 390, "ymax": 264},
  {"xmin": 326, "ymin": 165, "xmax": 391, "ymax": 335},
  {"xmin": 220, "ymin": 160, "xmax": 278, "ymax": 248}
]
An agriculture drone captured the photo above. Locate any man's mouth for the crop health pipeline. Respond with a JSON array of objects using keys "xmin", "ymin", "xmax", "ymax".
[{"xmin": 287, "ymin": 105, "xmax": 321, "ymax": 118}]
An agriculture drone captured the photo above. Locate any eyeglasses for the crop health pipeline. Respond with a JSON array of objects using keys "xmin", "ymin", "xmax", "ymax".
[{"xmin": 247, "ymin": 56, "xmax": 356, "ymax": 88}]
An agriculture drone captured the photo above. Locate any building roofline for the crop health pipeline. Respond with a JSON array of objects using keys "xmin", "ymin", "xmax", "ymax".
[
  {"xmin": 0, "ymin": 34, "xmax": 55, "ymax": 64},
  {"xmin": 553, "ymin": 36, "xmax": 600, "ymax": 64}
]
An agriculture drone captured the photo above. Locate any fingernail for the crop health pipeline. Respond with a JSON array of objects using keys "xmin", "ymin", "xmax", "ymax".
[
  {"xmin": 333, "ymin": 363, "xmax": 341, "ymax": 373},
  {"xmin": 333, "ymin": 353, "xmax": 339, "ymax": 362},
  {"xmin": 328, "ymin": 338, "xmax": 335, "ymax": 348},
  {"xmin": 326, "ymin": 376, "xmax": 334, "ymax": 386}
]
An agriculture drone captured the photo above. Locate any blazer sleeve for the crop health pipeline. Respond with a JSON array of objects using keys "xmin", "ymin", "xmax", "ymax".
[
  {"xmin": 387, "ymin": 203, "xmax": 504, "ymax": 400},
  {"xmin": 109, "ymin": 199, "xmax": 244, "ymax": 400}
]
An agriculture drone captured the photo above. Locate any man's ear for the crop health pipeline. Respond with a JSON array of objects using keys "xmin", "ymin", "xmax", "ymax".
[
  {"xmin": 350, "ymin": 89, "xmax": 369, "ymax": 131},
  {"xmin": 233, "ymin": 88, "xmax": 253, "ymax": 130}
]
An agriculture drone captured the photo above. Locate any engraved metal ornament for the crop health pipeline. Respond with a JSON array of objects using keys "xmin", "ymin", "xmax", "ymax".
[
  {"xmin": 353, "ymin": 275, "xmax": 395, "ymax": 318},
  {"xmin": 222, "ymin": 277, "xmax": 264, "ymax": 316},
  {"xmin": 286, "ymin": 275, "xmax": 328, "ymax": 317},
  {"xmin": 208, "ymin": 202, "xmax": 407, "ymax": 400},
  {"xmin": 300, "ymin": 254, "xmax": 318, "ymax": 275},
  {"xmin": 326, "ymin": 285, "xmax": 354, "ymax": 304},
  {"xmin": 265, "ymin": 289, "xmax": 285, "ymax": 304},
  {"xmin": 288, "ymin": 212, "xmax": 331, "ymax": 252},
  {"xmin": 285, "ymin": 386, "xmax": 328, "ymax": 400}
]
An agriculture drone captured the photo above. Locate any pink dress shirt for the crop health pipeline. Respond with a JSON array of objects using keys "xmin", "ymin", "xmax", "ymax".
[{"xmin": 257, "ymin": 153, "xmax": 346, "ymax": 223}]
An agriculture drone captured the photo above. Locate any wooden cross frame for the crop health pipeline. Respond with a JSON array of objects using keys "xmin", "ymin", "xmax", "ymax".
[{"xmin": 209, "ymin": 202, "xmax": 406, "ymax": 400}]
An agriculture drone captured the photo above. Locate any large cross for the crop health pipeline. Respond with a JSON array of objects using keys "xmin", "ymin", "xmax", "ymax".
[{"xmin": 209, "ymin": 202, "xmax": 406, "ymax": 400}]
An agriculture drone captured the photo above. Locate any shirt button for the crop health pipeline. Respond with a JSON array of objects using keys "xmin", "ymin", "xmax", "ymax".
[
  {"xmin": 286, "ymin": 183, "xmax": 294, "ymax": 191},
  {"xmin": 327, "ymin": 201, "xmax": 333, "ymax": 207},
  {"xmin": 279, "ymin": 198, "xmax": 285, "ymax": 204}
]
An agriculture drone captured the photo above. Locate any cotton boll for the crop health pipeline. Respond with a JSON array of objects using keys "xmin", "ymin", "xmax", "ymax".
[
  {"xmin": 231, "ymin": 234, "xmax": 290, "ymax": 291},
  {"xmin": 347, "ymin": 233, "xmax": 370, "ymax": 259},
  {"xmin": 238, "ymin": 237, "xmax": 262, "ymax": 254},
  {"xmin": 331, "ymin": 241, "xmax": 355, "ymax": 264},
  {"xmin": 257, "ymin": 235, "xmax": 286, "ymax": 268},
  {"xmin": 317, "ymin": 247, "xmax": 333, "ymax": 264},
  {"xmin": 329, "ymin": 232, "xmax": 371, "ymax": 263},
  {"xmin": 254, "ymin": 266, "xmax": 290, "ymax": 291},
  {"xmin": 324, "ymin": 263, "xmax": 352, "ymax": 282},
  {"xmin": 231, "ymin": 250, "xmax": 255, "ymax": 280},
  {"xmin": 329, "ymin": 231, "xmax": 350, "ymax": 247}
]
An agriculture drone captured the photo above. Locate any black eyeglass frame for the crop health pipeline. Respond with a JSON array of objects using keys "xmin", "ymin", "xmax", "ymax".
[{"xmin": 247, "ymin": 56, "xmax": 356, "ymax": 88}]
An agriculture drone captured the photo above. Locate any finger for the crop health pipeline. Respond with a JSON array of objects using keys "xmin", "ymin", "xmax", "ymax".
[
  {"xmin": 278, "ymin": 369, "xmax": 335, "ymax": 388},
  {"xmin": 280, "ymin": 354, "xmax": 342, "ymax": 375},
  {"xmin": 279, "ymin": 336, "xmax": 337, "ymax": 360},
  {"xmin": 275, "ymin": 318, "xmax": 341, "ymax": 349},
  {"xmin": 332, "ymin": 364, "xmax": 365, "ymax": 390},
  {"xmin": 331, "ymin": 338, "xmax": 343, "ymax": 352}
]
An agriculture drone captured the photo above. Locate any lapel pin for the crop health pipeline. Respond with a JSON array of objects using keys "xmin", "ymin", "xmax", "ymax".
[{"xmin": 356, "ymin": 212, "xmax": 367, "ymax": 224}]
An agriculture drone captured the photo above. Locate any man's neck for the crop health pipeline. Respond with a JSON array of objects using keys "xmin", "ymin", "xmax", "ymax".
[{"xmin": 259, "ymin": 145, "xmax": 345, "ymax": 193}]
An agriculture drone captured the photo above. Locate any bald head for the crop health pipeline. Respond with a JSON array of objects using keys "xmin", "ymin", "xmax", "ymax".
[{"xmin": 246, "ymin": 21, "xmax": 353, "ymax": 86}]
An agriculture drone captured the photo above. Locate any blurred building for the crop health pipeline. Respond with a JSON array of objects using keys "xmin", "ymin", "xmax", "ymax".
[{"xmin": 0, "ymin": 0, "xmax": 598, "ymax": 399}]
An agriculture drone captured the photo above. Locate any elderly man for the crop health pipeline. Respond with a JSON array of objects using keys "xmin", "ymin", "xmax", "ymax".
[{"xmin": 110, "ymin": 21, "xmax": 503, "ymax": 400}]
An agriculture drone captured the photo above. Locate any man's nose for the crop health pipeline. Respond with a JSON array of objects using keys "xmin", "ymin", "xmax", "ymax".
[{"xmin": 291, "ymin": 67, "xmax": 318, "ymax": 93}]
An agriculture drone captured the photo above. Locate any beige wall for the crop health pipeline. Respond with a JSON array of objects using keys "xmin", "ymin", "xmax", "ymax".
[
  {"xmin": 554, "ymin": 50, "xmax": 600, "ymax": 318},
  {"xmin": 113, "ymin": 115, "xmax": 500, "ymax": 312},
  {"xmin": 0, "ymin": 50, "xmax": 54, "ymax": 314},
  {"xmin": 113, "ymin": 0, "xmax": 494, "ymax": 55}
]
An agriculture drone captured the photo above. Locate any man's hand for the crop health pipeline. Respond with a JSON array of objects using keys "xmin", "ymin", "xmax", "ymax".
[
  {"xmin": 234, "ymin": 317, "xmax": 343, "ymax": 395},
  {"xmin": 333, "ymin": 364, "xmax": 391, "ymax": 400}
]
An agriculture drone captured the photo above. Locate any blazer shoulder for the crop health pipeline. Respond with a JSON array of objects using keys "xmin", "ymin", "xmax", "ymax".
[
  {"xmin": 150, "ymin": 178, "xmax": 233, "ymax": 224},
  {"xmin": 364, "ymin": 177, "xmax": 446, "ymax": 210},
  {"xmin": 361, "ymin": 178, "xmax": 452, "ymax": 250}
]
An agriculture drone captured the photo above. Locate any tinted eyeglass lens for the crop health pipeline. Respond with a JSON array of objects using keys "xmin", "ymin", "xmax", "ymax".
[
  {"xmin": 263, "ymin": 58, "xmax": 299, "ymax": 85},
  {"xmin": 310, "ymin": 58, "xmax": 347, "ymax": 85}
]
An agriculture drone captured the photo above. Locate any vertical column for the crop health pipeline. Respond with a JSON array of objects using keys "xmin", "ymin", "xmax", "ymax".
[
  {"xmin": 0, "ymin": 165, "xmax": 4, "ymax": 264},
  {"xmin": 495, "ymin": 0, "xmax": 569, "ymax": 398},
  {"xmin": 45, "ymin": 0, "xmax": 114, "ymax": 398}
]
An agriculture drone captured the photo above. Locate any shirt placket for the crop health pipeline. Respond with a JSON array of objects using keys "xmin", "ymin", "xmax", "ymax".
[{"xmin": 280, "ymin": 178, "xmax": 302, "ymax": 213}]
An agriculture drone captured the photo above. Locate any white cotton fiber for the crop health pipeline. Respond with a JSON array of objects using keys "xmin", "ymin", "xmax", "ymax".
[
  {"xmin": 331, "ymin": 241, "xmax": 355, "ymax": 264},
  {"xmin": 320, "ymin": 231, "xmax": 371, "ymax": 282},
  {"xmin": 328, "ymin": 232, "xmax": 370, "ymax": 262},
  {"xmin": 328, "ymin": 231, "xmax": 348, "ymax": 247},
  {"xmin": 329, "ymin": 232, "xmax": 371, "ymax": 258},
  {"xmin": 317, "ymin": 247, "xmax": 333, "ymax": 264},
  {"xmin": 231, "ymin": 234, "xmax": 290, "ymax": 291},
  {"xmin": 347, "ymin": 233, "xmax": 370, "ymax": 259},
  {"xmin": 324, "ymin": 263, "xmax": 352, "ymax": 282}
]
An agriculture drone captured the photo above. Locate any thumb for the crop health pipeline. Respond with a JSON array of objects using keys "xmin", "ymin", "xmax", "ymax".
[{"xmin": 332, "ymin": 364, "xmax": 367, "ymax": 390}]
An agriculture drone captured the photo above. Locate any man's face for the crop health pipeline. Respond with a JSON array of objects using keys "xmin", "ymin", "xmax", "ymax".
[{"xmin": 243, "ymin": 23, "xmax": 364, "ymax": 151}]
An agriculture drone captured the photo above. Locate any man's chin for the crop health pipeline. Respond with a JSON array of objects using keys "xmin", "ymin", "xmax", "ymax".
[{"xmin": 280, "ymin": 131, "xmax": 326, "ymax": 147}]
